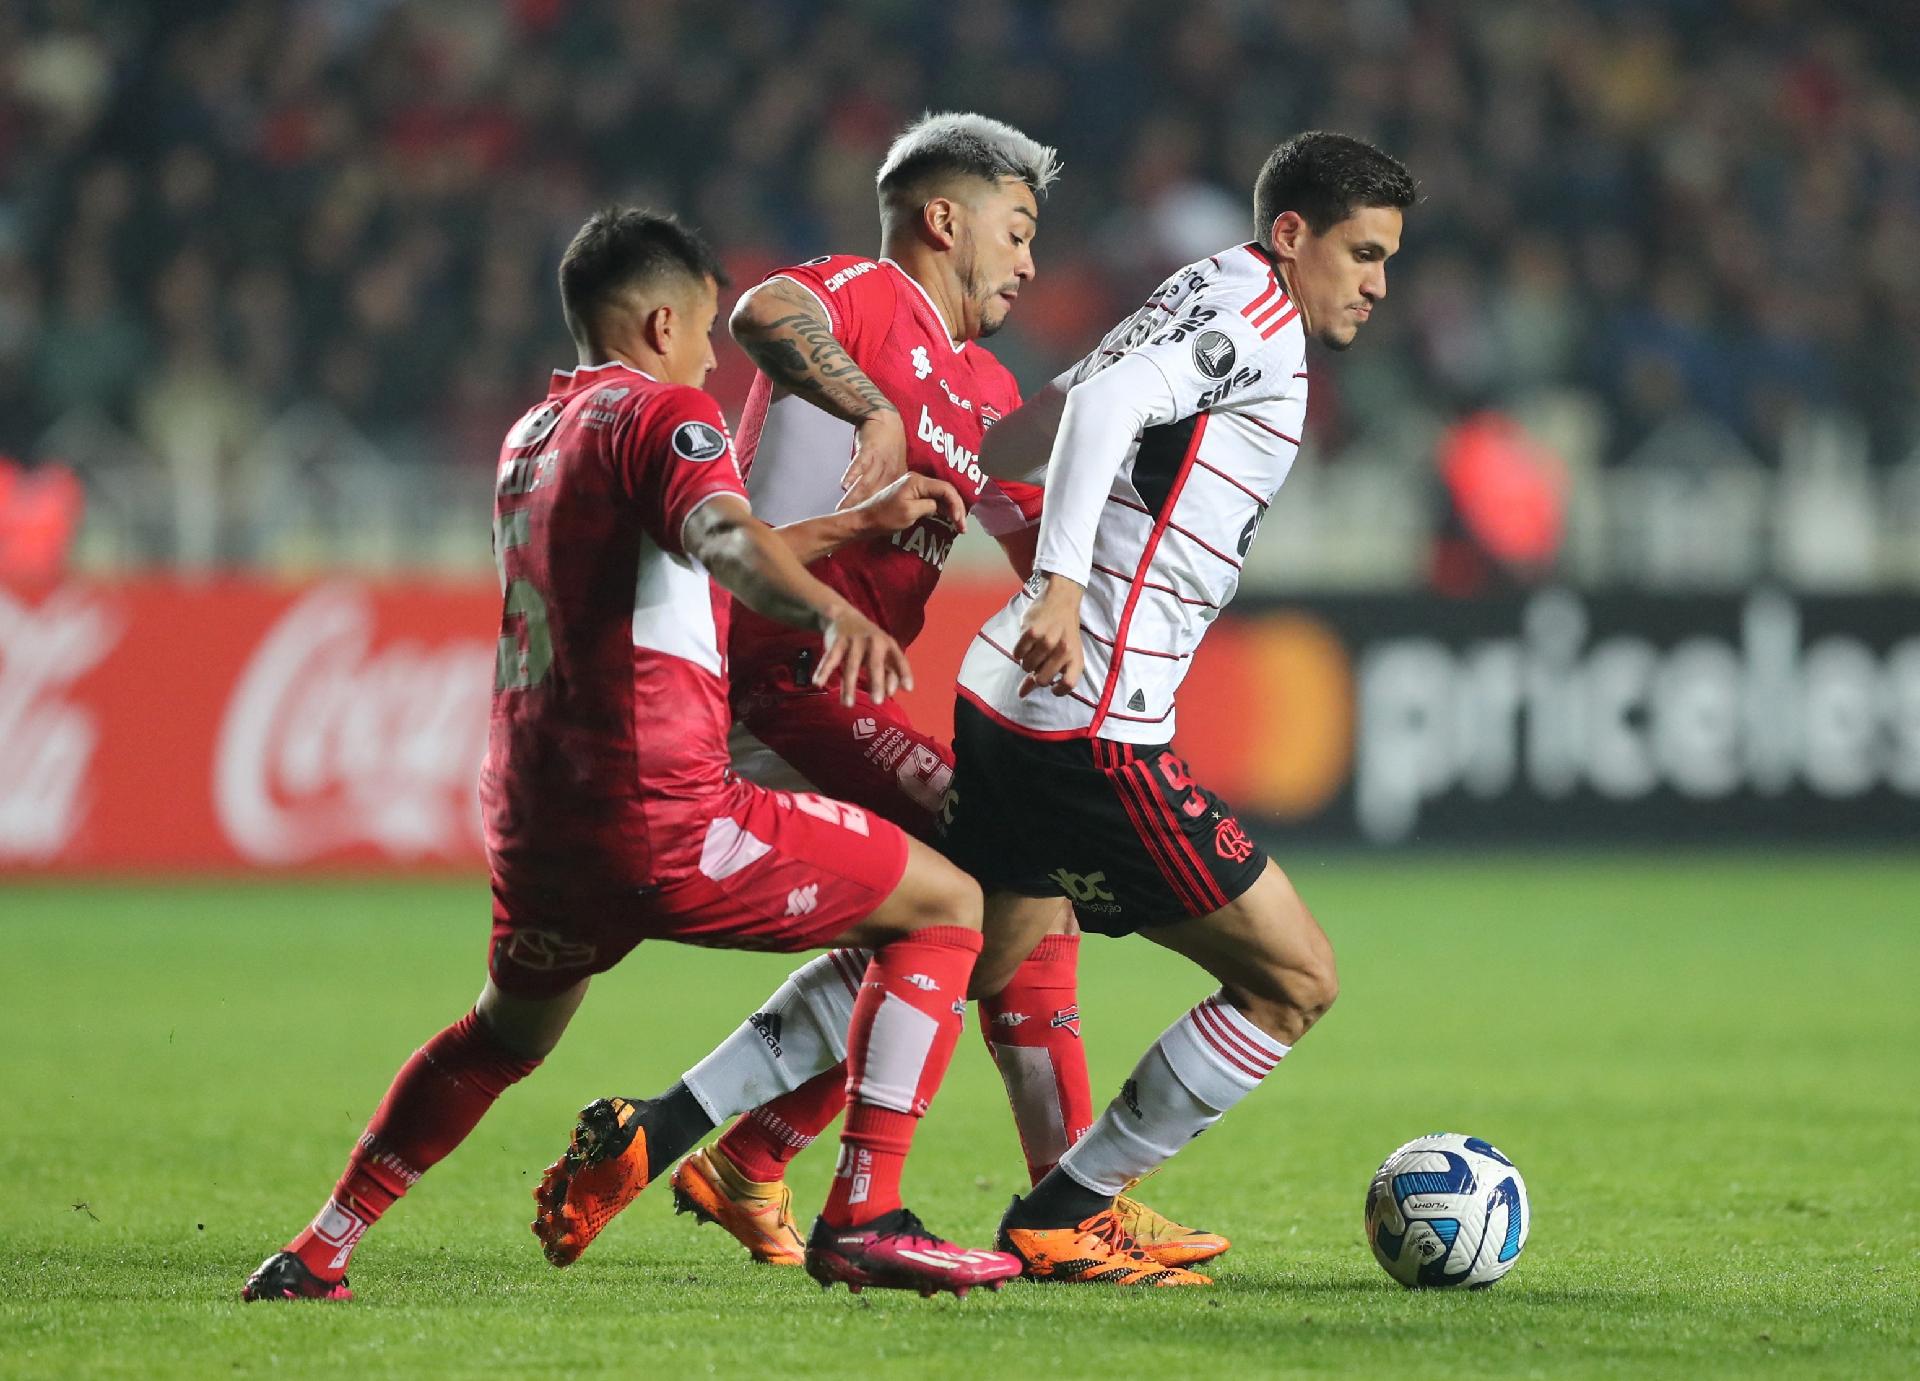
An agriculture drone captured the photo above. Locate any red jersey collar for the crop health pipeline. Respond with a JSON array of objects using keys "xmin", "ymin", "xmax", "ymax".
[
  {"xmin": 547, "ymin": 359, "xmax": 657, "ymax": 399},
  {"xmin": 881, "ymin": 259, "xmax": 967, "ymax": 354}
]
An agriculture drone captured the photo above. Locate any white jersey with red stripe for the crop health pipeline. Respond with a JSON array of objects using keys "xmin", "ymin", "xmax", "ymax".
[{"xmin": 958, "ymin": 243, "xmax": 1308, "ymax": 743}]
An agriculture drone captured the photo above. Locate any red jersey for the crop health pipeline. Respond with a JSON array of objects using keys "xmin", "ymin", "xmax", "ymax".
[
  {"xmin": 480, "ymin": 361, "xmax": 748, "ymax": 888},
  {"xmin": 729, "ymin": 255, "xmax": 1041, "ymax": 686}
]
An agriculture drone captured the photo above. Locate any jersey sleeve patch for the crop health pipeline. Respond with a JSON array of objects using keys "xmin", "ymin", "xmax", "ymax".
[
  {"xmin": 1130, "ymin": 302, "xmax": 1268, "ymax": 419},
  {"xmin": 619, "ymin": 387, "xmax": 746, "ymax": 557},
  {"xmin": 671, "ymin": 418, "xmax": 730, "ymax": 462},
  {"xmin": 1191, "ymin": 329, "xmax": 1238, "ymax": 380}
]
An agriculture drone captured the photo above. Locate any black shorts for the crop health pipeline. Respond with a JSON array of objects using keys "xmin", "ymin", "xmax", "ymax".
[{"xmin": 939, "ymin": 696, "xmax": 1269, "ymax": 937}]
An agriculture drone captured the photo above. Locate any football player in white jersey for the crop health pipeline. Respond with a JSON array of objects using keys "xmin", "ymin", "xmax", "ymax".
[{"xmin": 941, "ymin": 132, "xmax": 1415, "ymax": 1285}]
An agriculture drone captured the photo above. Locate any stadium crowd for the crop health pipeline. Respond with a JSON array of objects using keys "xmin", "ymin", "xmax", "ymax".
[{"xmin": 2, "ymin": 0, "xmax": 1917, "ymax": 550}]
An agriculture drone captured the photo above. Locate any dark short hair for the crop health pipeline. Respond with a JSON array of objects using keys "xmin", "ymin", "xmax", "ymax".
[
  {"xmin": 1253, "ymin": 132, "xmax": 1415, "ymax": 239},
  {"xmin": 557, "ymin": 207, "xmax": 727, "ymax": 343}
]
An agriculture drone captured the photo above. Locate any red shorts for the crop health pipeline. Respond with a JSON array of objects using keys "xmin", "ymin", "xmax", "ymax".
[
  {"xmin": 487, "ymin": 778, "xmax": 911, "ymax": 998},
  {"xmin": 732, "ymin": 666, "xmax": 954, "ymax": 840}
]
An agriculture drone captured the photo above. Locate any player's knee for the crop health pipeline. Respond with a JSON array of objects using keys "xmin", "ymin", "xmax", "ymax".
[
  {"xmin": 909, "ymin": 853, "xmax": 983, "ymax": 933},
  {"xmin": 1290, "ymin": 945, "xmax": 1339, "ymax": 1024},
  {"xmin": 1264, "ymin": 871, "xmax": 1338, "ymax": 1024},
  {"xmin": 966, "ymin": 939, "xmax": 1024, "ymax": 1000},
  {"xmin": 1222, "ymin": 940, "xmax": 1337, "ymax": 1043},
  {"xmin": 475, "ymin": 978, "xmax": 585, "ymax": 1060}
]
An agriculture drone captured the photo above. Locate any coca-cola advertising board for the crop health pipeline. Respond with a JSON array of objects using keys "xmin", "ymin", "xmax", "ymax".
[
  {"xmin": 0, "ymin": 579, "xmax": 494, "ymax": 872},
  {"xmin": 3, "ymin": 577, "xmax": 1916, "ymax": 873}
]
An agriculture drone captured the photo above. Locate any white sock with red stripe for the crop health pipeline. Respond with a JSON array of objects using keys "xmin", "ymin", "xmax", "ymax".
[
  {"xmin": 1054, "ymin": 993, "xmax": 1288, "ymax": 1197},
  {"xmin": 681, "ymin": 948, "xmax": 870, "ymax": 1123}
]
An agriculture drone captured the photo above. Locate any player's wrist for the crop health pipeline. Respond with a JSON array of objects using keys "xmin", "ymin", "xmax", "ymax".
[
  {"xmin": 1035, "ymin": 568, "xmax": 1088, "ymax": 603},
  {"xmin": 812, "ymin": 594, "xmax": 857, "ymax": 634}
]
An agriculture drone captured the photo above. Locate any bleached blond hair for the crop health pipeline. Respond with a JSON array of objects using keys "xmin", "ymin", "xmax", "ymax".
[{"xmin": 876, "ymin": 112, "xmax": 1063, "ymax": 209}]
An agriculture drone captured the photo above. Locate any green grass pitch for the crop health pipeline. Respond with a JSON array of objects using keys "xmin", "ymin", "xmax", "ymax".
[{"xmin": 1, "ymin": 854, "xmax": 1915, "ymax": 1378}]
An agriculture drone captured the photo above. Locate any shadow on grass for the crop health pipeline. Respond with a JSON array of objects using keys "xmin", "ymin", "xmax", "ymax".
[{"xmin": 1212, "ymin": 1274, "xmax": 1669, "ymax": 1310}]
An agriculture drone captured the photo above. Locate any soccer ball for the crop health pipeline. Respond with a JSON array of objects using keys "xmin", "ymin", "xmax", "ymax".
[{"xmin": 1364, "ymin": 1132, "xmax": 1530, "ymax": 1288}]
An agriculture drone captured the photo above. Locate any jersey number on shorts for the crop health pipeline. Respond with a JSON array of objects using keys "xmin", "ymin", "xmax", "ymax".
[{"xmin": 493, "ymin": 507, "xmax": 554, "ymax": 691}]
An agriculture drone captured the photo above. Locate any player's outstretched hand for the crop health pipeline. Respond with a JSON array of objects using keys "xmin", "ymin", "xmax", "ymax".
[
  {"xmin": 1013, "ymin": 573, "xmax": 1086, "ymax": 699},
  {"xmin": 816, "ymin": 602, "xmax": 914, "ymax": 707},
  {"xmin": 839, "ymin": 411, "xmax": 909, "ymax": 510},
  {"xmin": 855, "ymin": 473, "xmax": 967, "ymax": 538}
]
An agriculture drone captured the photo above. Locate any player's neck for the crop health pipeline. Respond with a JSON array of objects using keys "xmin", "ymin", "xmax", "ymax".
[
  {"xmin": 1275, "ymin": 258, "xmax": 1314, "ymax": 337},
  {"xmin": 882, "ymin": 241, "xmax": 969, "ymax": 346},
  {"xmin": 581, "ymin": 340, "xmax": 665, "ymax": 380}
]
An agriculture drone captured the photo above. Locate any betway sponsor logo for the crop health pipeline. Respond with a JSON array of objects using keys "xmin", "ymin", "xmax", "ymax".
[
  {"xmin": 0, "ymin": 587, "xmax": 121, "ymax": 861},
  {"xmin": 916, "ymin": 405, "xmax": 982, "ymax": 488},
  {"xmin": 215, "ymin": 585, "xmax": 491, "ymax": 863},
  {"xmin": 1355, "ymin": 590, "xmax": 1920, "ymax": 842}
]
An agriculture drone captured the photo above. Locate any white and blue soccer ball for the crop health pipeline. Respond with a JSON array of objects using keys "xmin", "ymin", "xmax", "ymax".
[{"xmin": 1364, "ymin": 1132, "xmax": 1530, "ymax": 1288}]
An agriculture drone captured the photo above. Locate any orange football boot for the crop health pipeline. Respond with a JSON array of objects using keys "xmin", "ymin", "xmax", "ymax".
[
  {"xmin": 670, "ymin": 1146, "xmax": 806, "ymax": 1267},
  {"xmin": 997, "ymin": 1201, "xmax": 1212, "ymax": 1286},
  {"xmin": 532, "ymin": 1096, "xmax": 653, "ymax": 1266},
  {"xmin": 1114, "ymin": 1190, "xmax": 1231, "ymax": 1267}
]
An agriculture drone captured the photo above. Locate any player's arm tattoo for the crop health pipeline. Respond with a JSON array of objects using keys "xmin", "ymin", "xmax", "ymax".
[
  {"xmin": 686, "ymin": 496, "xmax": 842, "ymax": 630},
  {"xmin": 731, "ymin": 279, "xmax": 897, "ymax": 426}
]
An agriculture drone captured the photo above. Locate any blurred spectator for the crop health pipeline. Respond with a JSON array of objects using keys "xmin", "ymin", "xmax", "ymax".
[
  {"xmin": 0, "ymin": 454, "xmax": 83, "ymax": 581},
  {"xmin": 0, "ymin": 0, "xmax": 1916, "ymax": 574}
]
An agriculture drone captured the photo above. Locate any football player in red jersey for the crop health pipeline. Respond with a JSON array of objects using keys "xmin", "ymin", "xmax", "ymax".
[
  {"xmin": 538, "ymin": 115, "xmax": 1227, "ymax": 1274},
  {"xmin": 241, "ymin": 208, "xmax": 1021, "ymax": 1303}
]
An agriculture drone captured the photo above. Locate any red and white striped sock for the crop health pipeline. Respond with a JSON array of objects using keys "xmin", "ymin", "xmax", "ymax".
[
  {"xmin": 979, "ymin": 933, "xmax": 1094, "ymax": 1183},
  {"xmin": 1054, "ymin": 993, "xmax": 1288, "ymax": 1197},
  {"xmin": 823, "ymin": 926, "xmax": 982, "ymax": 1227},
  {"xmin": 287, "ymin": 1009, "xmax": 539, "ymax": 1281},
  {"xmin": 713, "ymin": 1066, "xmax": 847, "ymax": 1183}
]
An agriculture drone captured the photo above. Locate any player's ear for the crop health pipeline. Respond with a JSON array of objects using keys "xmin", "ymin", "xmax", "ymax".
[
  {"xmin": 642, "ymin": 301, "xmax": 675, "ymax": 355},
  {"xmin": 1269, "ymin": 211, "xmax": 1308, "ymax": 263},
  {"xmin": 922, "ymin": 196, "xmax": 961, "ymax": 251}
]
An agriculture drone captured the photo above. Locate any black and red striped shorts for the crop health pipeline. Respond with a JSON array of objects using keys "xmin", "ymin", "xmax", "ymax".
[{"xmin": 939, "ymin": 697, "xmax": 1269, "ymax": 936}]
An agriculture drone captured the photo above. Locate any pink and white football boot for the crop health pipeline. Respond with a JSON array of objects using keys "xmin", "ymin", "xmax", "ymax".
[{"xmin": 804, "ymin": 1208, "xmax": 1022, "ymax": 1298}]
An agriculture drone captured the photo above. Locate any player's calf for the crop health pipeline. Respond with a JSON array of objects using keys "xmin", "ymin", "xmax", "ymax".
[
  {"xmin": 1007, "ymin": 864, "xmax": 1327, "ymax": 1261},
  {"xmin": 1144, "ymin": 860, "xmax": 1337, "ymax": 1046},
  {"xmin": 245, "ymin": 1000, "xmax": 550, "ymax": 1300}
]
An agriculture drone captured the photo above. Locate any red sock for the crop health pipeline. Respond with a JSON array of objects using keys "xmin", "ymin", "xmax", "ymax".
[
  {"xmin": 823, "ymin": 925, "xmax": 982, "ymax": 1227},
  {"xmin": 979, "ymin": 934, "xmax": 1094, "ymax": 1183},
  {"xmin": 716, "ymin": 1066, "xmax": 849, "ymax": 1183},
  {"xmin": 287, "ymin": 1009, "xmax": 539, "ymax": 1280}
]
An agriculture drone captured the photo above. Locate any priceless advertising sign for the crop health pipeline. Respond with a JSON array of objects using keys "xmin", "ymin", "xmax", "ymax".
[
  {"xmin": 1, "ymin": 577, "xmax": 1913, "ymax": 873},
  {"xmin": 1172, "ymin": 589, "xmax": 1920, "ymax": 844}
]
